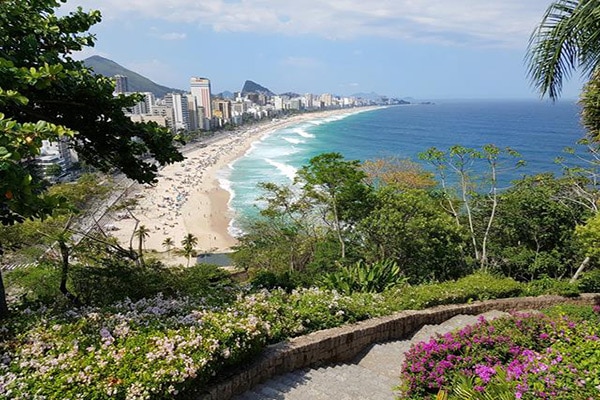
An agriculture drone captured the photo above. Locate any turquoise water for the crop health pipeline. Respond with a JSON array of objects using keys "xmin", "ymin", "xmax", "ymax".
[{"xmin": 222, "ymin": 100, "xmax": 585, "ymax": 234}]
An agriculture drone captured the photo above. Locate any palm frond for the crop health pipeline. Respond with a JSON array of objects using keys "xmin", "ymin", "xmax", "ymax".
[{"xmin": 527, "ymin": 0, "xmax": 600, "ymax": 100}]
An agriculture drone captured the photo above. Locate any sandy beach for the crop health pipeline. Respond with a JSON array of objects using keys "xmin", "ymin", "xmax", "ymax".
[{"xmin": 107, "ymin": 107, "xmax": 380, "ymax": 261}]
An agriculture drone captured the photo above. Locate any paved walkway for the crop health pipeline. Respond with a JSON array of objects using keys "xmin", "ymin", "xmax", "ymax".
[{"xmin": 233, "ymin": 310, "xmax": 510, "ymax": 400}]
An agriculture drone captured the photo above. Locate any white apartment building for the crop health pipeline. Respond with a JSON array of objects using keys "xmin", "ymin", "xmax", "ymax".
[{"xmin": 166, "ymin": 93, "xmax": 190, "ymax": 132}]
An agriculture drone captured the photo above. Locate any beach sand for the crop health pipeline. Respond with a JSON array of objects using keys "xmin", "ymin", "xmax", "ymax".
[{"xmin": 107, "ymin": 107, "xmax": 380, "ymax": 263}]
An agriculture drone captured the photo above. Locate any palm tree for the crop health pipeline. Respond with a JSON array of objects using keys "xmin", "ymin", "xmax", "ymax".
[
  {"xmin": 134, "ymin": 225, "xmax": 150, "ymax": 267},
  {"xmin": 527, "ymin": 0, "xmax": 600, "ymax": 100},
  {"xmin": 529, "ymin": 1, "xmax": 600, "ymax": 283},
  {"xmin": 162, "ymin": 237, "xmax": 174, "ymax": 256},
  {"xmin": 181, "ymin": 233, "xmax": 198, "ymax": 267}
]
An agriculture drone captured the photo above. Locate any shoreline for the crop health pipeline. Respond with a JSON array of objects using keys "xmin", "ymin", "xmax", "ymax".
[{"xmin": 107, "ymin": 106, "xmax": 384, "ymax": 263}]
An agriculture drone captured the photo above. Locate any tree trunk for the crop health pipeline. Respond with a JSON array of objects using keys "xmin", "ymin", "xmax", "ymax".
[
  {"xmin": 0, "ymin": 270, "xmax": 9, "ymax": 319},
  {"xmin": 480, "ymin": 188, "xmax": 498, "ymax": 270},
  {"xmin": 459, "ymin": 172, "xmax": 480, "ymax": 262},
  {"xmin": 570, "ymin": 256, "xmax": 590, "ymax": 284},
  {"xmin": 138, "ymin": 236, "xmax": 145, "ymax": 267},
  {"xmin": 59, "ymin": 241, "xmax": 69, "ymax": 295},
  {"xmin": 332, "ymin": 199, "xmax": 345, "ymax": 259},
  {"xmin": 58, "ymin": 241, "xmax": 78, "ymax": 303}
]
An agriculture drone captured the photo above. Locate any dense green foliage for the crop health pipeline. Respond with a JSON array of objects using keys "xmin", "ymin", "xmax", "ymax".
[
  {"xmin": 6, "ymin": 260, "xmax": 235, "ymax": 307},
  {"xmin": 321, "ymin": 260, "xmax": 406, "ymax": 294},
  {"xmin": 0, "ymin": 0, "xmax": 184, "ymax": 317},
  {"xmin": 357, "ymin": 188, "xmax": 467, "ymax": 283},
  {"xmin": 0, "ymin": 173, "xmax": 111, "ymax": 259},
  {"xmin": 478, "ymin": 174, "xmax": 590, "ymax": 280},
  {"xmin": 578, "ymin": 268, "xmax": 600, "ymax": 292},
  {"xmin": 234, "ymin": 149, "xmax": 599, "ymax": 288},
  {"xmin": 234, "ymin": 153, "xmax": 470, "ymax": 285}
]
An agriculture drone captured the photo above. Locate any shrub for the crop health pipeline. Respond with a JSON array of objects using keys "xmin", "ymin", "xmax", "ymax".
[
  {"xmin": 320, "ymin": 259, "xmax": 407, "ymax": 294},
  {"xmin": 0, "ymin": 295, "xmax": 270, "ymax": 399},
  {"xmin": 524, "ymin": 275, "xmax": 580, "ymax": 297},
  {"xmin": 542, "ymin": 303, "xmax": 600, "ymax": 321},
  {"xmin": 399, "ymin": 309, "xmax": 600, "ymax": 400},
  {"xmin": 578, "ymin": 268, "xmax": 600, "ymax": 292},
  {"xmin": 233, "ymin": 288, "xmax": 392, "ymax": 342},
  {"xmin": 70, "ymin": 259, "xmax": 173, "ymax": 305},
  {"xmin": 249, "ymin": 269, "xmax": 304, "ymax": 292},
  {"xmin": 70, "ymin": 259, "xmax": 235, "ymax": 306},
  {"xmin": 390, "ymin": 272, "xmax": 524, "ymax": 309},
  {"xmin": 173, "ymin": 263, "xmax": 235, "ymax": 301},
  {"xmin": 4, "ymin": 263, "xmax": 63, "ymax": 304},
  {"xmin": 1, "ymin": 271, "xmax": 589, "ymax": 399}
]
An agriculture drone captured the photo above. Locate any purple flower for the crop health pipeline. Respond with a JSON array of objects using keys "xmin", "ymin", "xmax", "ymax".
[
  {"xmin": 474, "ymin": 364, "xmax": 496, "ymax": 383},
  {"xmin": 99, "ymin": 327, "xmax": 112, "ymax": 339}
]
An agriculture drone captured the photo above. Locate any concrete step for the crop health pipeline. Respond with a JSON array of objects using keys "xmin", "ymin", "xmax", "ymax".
[
  {"xmin": 233, "ymin": 310, "xmax": 511, "ymax": 399},
  {"xmin": 355, "ymin": 340, "xmax": 412, "ymax": 378}
]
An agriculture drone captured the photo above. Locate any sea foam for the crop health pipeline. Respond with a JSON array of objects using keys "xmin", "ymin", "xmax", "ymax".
[
  {"xmin": 264, "ymin": 158, "xmax": 298, "ymax": 181},
  {"xmin": 217, "ymin": 176, "xmax": 235, "ymax": 203},
  {"xmin": 283, "ymin": 137, "xmax": 303, "ymax": 145},
  {"xmin": 293, "ymin": 127, "xmax": 316, "ymax": 138}
]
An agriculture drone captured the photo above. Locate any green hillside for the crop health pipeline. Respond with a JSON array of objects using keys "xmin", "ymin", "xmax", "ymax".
[{"xmin": 83, "ymin": 55, "xmax": 184, "ymax": 98}]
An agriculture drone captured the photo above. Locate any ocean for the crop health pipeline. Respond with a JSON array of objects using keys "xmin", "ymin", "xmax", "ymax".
[{"xmin": 220, "ymin": 100, "xmax": 586, "ymax": 234}]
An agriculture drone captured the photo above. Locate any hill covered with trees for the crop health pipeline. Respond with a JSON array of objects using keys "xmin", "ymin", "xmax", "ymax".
[{"xmin": 83, "ymin": 55, "xmax": 185, "ymax": 98}]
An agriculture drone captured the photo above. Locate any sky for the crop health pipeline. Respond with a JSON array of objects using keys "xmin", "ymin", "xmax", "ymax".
[{"xmin": 63, "ymin": 0, "xmax": 586, "ymax": 100}]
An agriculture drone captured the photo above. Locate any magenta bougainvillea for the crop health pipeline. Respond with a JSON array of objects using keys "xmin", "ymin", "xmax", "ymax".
[{"xmin": 399, "ymin": 306, "xmax": 600, "ymax": 399}]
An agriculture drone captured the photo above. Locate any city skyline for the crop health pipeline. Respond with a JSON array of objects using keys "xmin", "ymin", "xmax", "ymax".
[{"xmin": 65, "ymin": 1, "xmax": 586, "ymax": 100}]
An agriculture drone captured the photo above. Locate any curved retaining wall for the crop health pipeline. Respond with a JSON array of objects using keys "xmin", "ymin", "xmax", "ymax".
[{"xmin": 198, "ymin": 294, "xmax": 600, "ymax": 400}]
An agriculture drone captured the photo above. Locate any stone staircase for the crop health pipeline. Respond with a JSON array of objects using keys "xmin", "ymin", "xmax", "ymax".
[{"xmin": 233, "ymin": 310, "xmax": 509, "ymax": 400}]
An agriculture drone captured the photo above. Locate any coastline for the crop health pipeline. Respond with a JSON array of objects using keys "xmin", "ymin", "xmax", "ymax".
[{"xmin": 107, "ymin": 106, "xmax": 383, "ymax": 263}]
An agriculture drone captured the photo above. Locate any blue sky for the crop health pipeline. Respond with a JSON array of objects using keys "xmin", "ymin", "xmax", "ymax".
[{"xmin": 65, "ymin": 1, "xmax": 585, "ymax": 100}]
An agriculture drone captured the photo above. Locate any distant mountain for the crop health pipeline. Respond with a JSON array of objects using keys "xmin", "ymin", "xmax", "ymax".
[
  {"xmin": 216, "ymin": 91, "xmax": 235, "ymax": 99},
  {"xmin": 83, "ymin": 55, "xmax": 184, "ymax": 98},
  {"xmin": 241, "ymin": 80, "xmax": 274, "ymax": 96},
  {"xmin": 279, "ymin": 92, "xmax": 301, "ymax": 98}
]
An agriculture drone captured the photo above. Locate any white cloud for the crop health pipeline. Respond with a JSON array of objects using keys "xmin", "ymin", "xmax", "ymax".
[
  {"xmin": 156, "ymin": 32, "xmax": 187, "ymax": 41},
  {"xmin": 62, "ymin": 0, "xmax": 552, "ymax": 47}
]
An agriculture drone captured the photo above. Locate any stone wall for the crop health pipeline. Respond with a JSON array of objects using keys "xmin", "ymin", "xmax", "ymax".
[{"xmin": 198, "ymin": 294, "xmax": 600, "ymax": 400}]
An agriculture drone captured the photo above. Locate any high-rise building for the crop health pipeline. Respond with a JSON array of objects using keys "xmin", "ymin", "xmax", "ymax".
[
  {"xmin": 37, "ymin": 137, "xmax": 76, "ymax": 181},
  {"xmin": 125, "ymin": 92, "xmax": 155, "ymax": 115},
  {"xmin": 166, "ymin": 93, "xmax": 190, "ymax": 132},
  {"xmin": 190, "ymin": 77, "xmax": 212, "ymax": 120},
  {"xmin": 320, "ymin": 93, "xmax": 333, "ymax": 107},
  {"xmin": 114, "ymin": 75, "xmax": 129, "ymax": 94},
  {"xmin": 213, "ymin": 99, "xmax": 232, "ymax": 121},
  {"xmin": 150, "ymin": 105, "xmax": 175, "ymax": 132},
  {"xmin": 304, "ymin": 93, "xmax": 315, "ymax": 109},
  {"xmin": 185, "ymin": 94, "xmax": 198, "ymax": 131}
]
